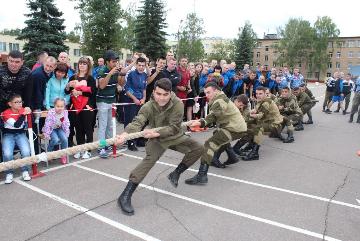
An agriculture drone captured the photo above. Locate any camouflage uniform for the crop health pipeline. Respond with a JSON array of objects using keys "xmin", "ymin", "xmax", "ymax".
[
  {"xmin": 199, "ymin": 91, "xmax": 247, "ymax": 165},
  {"xmin": 296, "ymin": 92, "xmax": 315, "ymax": 117},
  {"xmin": 276, "ymin": 95, "xmax": 303, "ymax": 126},
  {"xmin": 125, "ymin": 93, "xmax": 204, "ymax": 184},
  {"xmin": 249, "ymin": 98, "xmax": 284, "ymax": 145}
]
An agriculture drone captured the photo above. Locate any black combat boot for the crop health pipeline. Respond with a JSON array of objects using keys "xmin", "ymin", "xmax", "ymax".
[
  {"xmin": 127, "ymin": 140, "xmax": 138, "ymax": 151},
  {"xmin": 167, "ymin": 163, "xmax": 188, "ymax": 188},
  {"xmin": 223, "ymin": 146, "xmax": 240, "ymax": 165},
  {"xmin": 233, "ymin": 139, "xmax": 248, "ymax": 155},
  {"xmin": 237, "ymin": 142, "xmax": 254, "ymax": 156},
  {"xmin": 294, "ymin": 122, "xmax": 304, "ymax": 131},
  {"xmin": 349, "ymin": 113, "xmax": 354, "ymax": 123},
  {"xmin": 242, "ymin": 144, "xmax": 260, "ymax": 161},
  {"xmin": 118, "ymin": 181, "xmax": 139, "ymax": 215},
  {"xmin": 283, "ymin": 130, "xmax": 295, "ymax": 143},
  {"xmin": 210, "ymin": 146, "xmax": 226, "ymax": 168},
  {"xmin": 185, "ymin": 163, "xmax": 209, "ymax": 185}
]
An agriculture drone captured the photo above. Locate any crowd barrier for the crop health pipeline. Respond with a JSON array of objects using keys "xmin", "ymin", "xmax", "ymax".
[{"xmin": 0, "ymin": 96, "xmax": 208, "ymax": 178}]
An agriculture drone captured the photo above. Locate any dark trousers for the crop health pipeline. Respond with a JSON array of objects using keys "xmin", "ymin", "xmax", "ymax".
[
  {"xmin": 323, "ymin": 90, "xmax": 334, "ymax": 109},
  {"xmin": 70, "ymin": 110, "xmax": 94, "ymax": 145},
  {"xmin": 123, "ymin": 96, "xmax": 141, "ymax": 128}
]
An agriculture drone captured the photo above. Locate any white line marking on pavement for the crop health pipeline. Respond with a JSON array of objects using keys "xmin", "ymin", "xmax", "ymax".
[
  {"xmin": 15, "ymin": 180, "xmax": 160, "ymax": 241},
  {"xmin": 122, "ymin": 153, "xmax": 360, "ymax": 211},
  {"xmin": 74, "ymin": 164, "xmax": 341, "ymax": 241},
  {"xmin": 357, "ymin": 199, "xmax": 360, "ymax": 204}
]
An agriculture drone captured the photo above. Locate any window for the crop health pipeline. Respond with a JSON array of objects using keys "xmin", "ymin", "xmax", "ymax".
[
  {"xmin": 347, "ymin": 40, "xmax": 355, "ymax": 48},
  {"xmin": 328, "ymin": 52, "xmax": 333, "ymax": 58},
  {"xmin": 264, "ymin": 65, "xmax": 269, "ymax": 70},
  {"xmin": 256, "ymin": 42, "xmax": 262, "ymax": 48},
  {"xmin": 73, "ymin": 49, "xmax": 81, "ymax": 57},
  {"xmin": 315, "ymin": 72, "xmax": 320, "ymax": 79},
  {"xmin": 326, "ymin": 73, "xmax": 332, "ymax": 77},
  {"xmin": 336, "ymin": 52, "xmax": 341, "ymax": 58},
  {"xmin": 256, "ymin": 52, "xmax": 260, "ymax": 58},
  {"xmin": 328, "ymin": 41, "xmax": 333, "ymax": 48},
  {"xmin": 308, "ymin": 63, "xmax": 312, "ymax": 69},
  {"xmin": 0, "ymin": 42, "xmax": 6, "ymax": 51},
  {"xmin": 336, "ymin": 62, "xmax": 340, "ymax": 68},
  {"xmin": 307, "ymin": 72, "xmax": 313, "ymax": 78},
  {"xmin": 265, "ymin": 55, "xmax": 268, "ymax": 61},
  {"xmin": 327, "ymin": 62, "xmax": 332, "ymax": 69},
  {"xmin": 348, "ymin": 51, "xmax": 353, "ymax": 58},
  {"xmin": 265, "ymin": 46, "xmax": 269, "ymax": 51},
  {"xmin": 298, "ymin": 63, "xmax": 302, "ymax": 68},
  {"xmin": 9, "ymin": 43, "xmax": 19, "ymax": 51},
  {"xmin": 273, "ymin": 62, "xmax": 277, "ymax": 67}
]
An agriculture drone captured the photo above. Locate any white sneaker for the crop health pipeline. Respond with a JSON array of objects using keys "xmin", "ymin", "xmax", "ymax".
[
  {"xmin": 5, "ymin": 173, "xmax": 13, "ymax": 184},
  {"xmin": 22, "ymin": 171, "xmax": 31, "ymax": 181},
  {"xmin": 82, "ymin": 151, "xmax": 91, "ymax": 159},
  {"xmin": 74, "ymin": 152, "xmax": 81, "ymax": 159}
]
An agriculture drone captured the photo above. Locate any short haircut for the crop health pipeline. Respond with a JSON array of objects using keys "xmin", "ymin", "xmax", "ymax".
[
  {"xmin": 37, "ymin": 51, "xmax": 47, "ymax": 59},
  {"xmin": 204, "ymin": 82, "xmax": 221, "ymax": 90},
  {"xmin": 167, "ymin": 57, "xmax": 176, "ymax": 62},
  {"xmin": 54, "ymin": 62, "xmax": 68, "ymax": 77},
  {"xmin": 299, "ymin": 83, "xmax": 306, "ymax": 87},
  {"xmin": 235, "ymin": 94, "xmax": 248, "ymax": 105},
  {"xmin": 250, "ymin": 70, "xmax": 257, "ymax": 75},
  {"xmin": 9, "ymin": 50, "xmax": 23, "ymax": 60},
  {"xmin": 136, "ymin": 57, "xmax": 146, "ymax": 64},
  {"xmin": 256, "ymin": 86, "xmax": 267, "ymax": 92},
  {"xmin": 157, "ymin": 56, "xmax": 166, "ymax": 61},
  {"xmin": 53, "ymin": 97, "xmax": 66, "ymax": 106},
  {"xmin": 8, "ymin": 94, "xmax": 22, "ymax": 102},
  {"xmin": 154, "ymin": 78, "xmax": 172, "ymax": 92},
  {"xmin": 282, "ymin": 86, "xmax": 290, "ymax": 91},
  {"xmin": 214, "ymin": 65, "xmax": 222, "ymax": 71},
  {"xmin": 293, "ymin": 87, "xmax": 300, "ymax": 91}
]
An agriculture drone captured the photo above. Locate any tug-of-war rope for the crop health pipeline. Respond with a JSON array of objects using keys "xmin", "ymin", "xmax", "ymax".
[{"xmin": 0, "ymin": 122, "xmax": 192, "ymax": 172}]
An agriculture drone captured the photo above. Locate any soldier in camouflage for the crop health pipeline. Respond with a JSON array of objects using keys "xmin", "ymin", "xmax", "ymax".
[
  {"xmin": 116, "ymin": 78, "xmax": 204, "ymax": 215},
  {"xmin": 276, "ymin": 87, "xmax": 304, "ymax": 131},
  {"xmin": 186, "ymin": 82, "xmax": 247, "ymax": 183},
  {"xmin": 293, "ymin": 86, "xmax": 315, "ymax": 124}
]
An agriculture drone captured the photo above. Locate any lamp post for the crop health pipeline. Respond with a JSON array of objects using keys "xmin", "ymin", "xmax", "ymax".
[{"xmin": 176, "ymin": 19, "xmax": 183, "ymax": 62}]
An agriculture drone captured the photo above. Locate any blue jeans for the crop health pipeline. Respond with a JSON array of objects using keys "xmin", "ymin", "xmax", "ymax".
[
  {"xmin": 2, "ymin": 132, "xmax": 31, "ymax": 174},
  {"xmin": 48, "ymin": 128, "xmax": 68, "ymax": 152},
  {"xmin": 96, "ymin": 102, "xmax": 113, "ymax": 141}
]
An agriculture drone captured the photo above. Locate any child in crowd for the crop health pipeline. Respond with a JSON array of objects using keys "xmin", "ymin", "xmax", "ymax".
[
  {"xmin": 1, "ymin": 95, "xmax": 32, "ymax": 184},
  {"xmin": 45, "ymin": 62, "xmax": 69, "ymax": 110},
  {"xmin": 42, "ymin": 98, "xmax": 70, "ymax": 164}
]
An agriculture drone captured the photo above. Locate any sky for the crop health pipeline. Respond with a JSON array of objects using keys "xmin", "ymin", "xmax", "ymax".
[{"xmin": 0, "ymin": 0, "xmax": 359, "ymax": 39}]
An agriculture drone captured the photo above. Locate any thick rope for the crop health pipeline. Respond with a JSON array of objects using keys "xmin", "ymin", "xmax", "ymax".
[{"xmin": 0, "ymin": 122, "xmax": 191, "ymax": 172}]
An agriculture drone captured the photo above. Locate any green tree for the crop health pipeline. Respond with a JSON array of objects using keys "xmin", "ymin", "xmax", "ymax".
[
  {"xmin": 17, "ymin": 0, "xmax": 68, "ymax": 67},
  {"xmin": 0, "ymin": 28, "xmax": 22, "ymax": 36},
  {"xmin": 207, "ymin": 40, "xmax": 235, "ymax": 63},
  {"xmin": 134, "ymin": 0, "xmax": 167, "ymax": 60},
  {"xmin": 177, "ymin": 12, "xmax": 205, "ymax": 62},
  {"xmin": 66, "ymin": 31, "xmax": 81, "ymax": 43},
  {"xmin": 234, "ymin": 21, "xmax": 257, "ymax": 70},
  {"xmin": 276, "ymin": 18, "xmax": 315, "ymax": 69},
  {"xmin": 75, "ymin": 0, "xmax": 124, "ymax": 60},
  {"xmin": 120, "ymin": 2, "xmax": 137, "ymax": 51},
  {"xmin": 311, "ymin": 16, "xmax": 340, "ymax": 80}
]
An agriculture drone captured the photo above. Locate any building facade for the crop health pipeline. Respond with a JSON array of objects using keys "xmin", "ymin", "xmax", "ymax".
[
  {"xmin": 0, "ymin": 34, "xmax": 132, "ymax": 69},
  {"xmin": 253, "ymin": 36, "xmax": 360, "ymax": 80}
]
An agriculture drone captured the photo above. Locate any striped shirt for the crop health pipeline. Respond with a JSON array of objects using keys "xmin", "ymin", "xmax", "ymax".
[{"xmin": 96, "ymin": 66, "xmax": 119, "ymax": 104}]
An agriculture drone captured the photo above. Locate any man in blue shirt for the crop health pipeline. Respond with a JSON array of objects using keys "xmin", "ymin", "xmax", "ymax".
[{"xmin": 123, "ymin": 57, "xmax": 148, "ymax": 151}]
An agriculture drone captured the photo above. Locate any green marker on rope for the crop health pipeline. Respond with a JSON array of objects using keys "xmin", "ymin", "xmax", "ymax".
[{"xmin": 99, "ymin": 139, "xmax": 107, "ymax": 149}]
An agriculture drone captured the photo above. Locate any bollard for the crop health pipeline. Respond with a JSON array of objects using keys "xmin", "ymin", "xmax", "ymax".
[{"xmin": 27, "ymin": 114, "xmax": 45, "ymax": 178}]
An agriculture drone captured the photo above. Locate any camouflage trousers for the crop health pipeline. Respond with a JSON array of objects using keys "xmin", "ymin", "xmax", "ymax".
[
  {"xmin": 201, "ymin": 129, "xmax": 246, "ymax": 165},
  {"xmin": 248, "ymin": 122, "xmax": 283, "ymax": 145},
  {"xmin": 301, "ymin": 103, "xmax": 315, "ymax": 117},
  {"xmin": 129, "ymin": 137, "xmax": 204, "ymax": 184}
]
